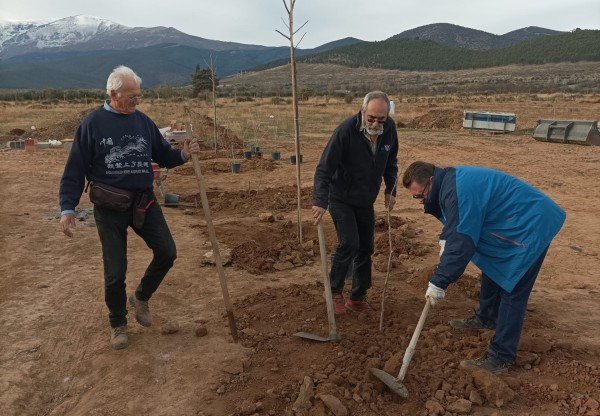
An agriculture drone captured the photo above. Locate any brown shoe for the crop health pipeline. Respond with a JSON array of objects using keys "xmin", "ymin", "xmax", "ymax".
[
  {"xmin": 110, "ymin": 326, "xmax": 129, "ymax": 350},
  {"xmin": 345, "ymin": 298, "xmax": 375, "ymax": 313},
  {"xmin": 129, "ymin": 295, "xmax": 153, "ymax": 327}
]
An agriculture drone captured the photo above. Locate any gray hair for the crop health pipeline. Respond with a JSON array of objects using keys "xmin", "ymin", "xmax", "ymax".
[
  {"xmin": 106, "ymin": 65, "xmax": 142, "ymax": 95},
  {"xmin": 361, "ymin": 91, "xmax": 390, "ymax": 113}
]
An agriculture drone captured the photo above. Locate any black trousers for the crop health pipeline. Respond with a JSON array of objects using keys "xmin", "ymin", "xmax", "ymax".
[
  {"xmin": 328, "ymin": 200, "xmax": 375, "ymax": 301},
  {"xmin": 94, "ymin": 202, "xmax": 177, "ymax": 328}
]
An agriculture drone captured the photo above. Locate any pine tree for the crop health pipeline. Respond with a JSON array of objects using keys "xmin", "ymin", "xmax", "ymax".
[{"xmin": 191, "ymin": 64, "xmax": 217, "ymax": 97}]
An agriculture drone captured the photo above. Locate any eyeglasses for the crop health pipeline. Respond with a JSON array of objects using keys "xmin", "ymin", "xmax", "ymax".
[
  {"xmin": 365, "ymin": 115, "xmax": 387, "ymax": 125},
  {"xmin": 125, "ymin": 94, "xmax": 143, "ymax": 103},
  {"xmin": 412, "ymin": 178, "xmax": 431, "ymax": 199}
]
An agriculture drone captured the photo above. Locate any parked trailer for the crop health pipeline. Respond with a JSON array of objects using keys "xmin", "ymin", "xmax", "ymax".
[
  {"xmin": 463, "ymin": 111, "xmax": 516, "ymax": 132},
  {"xmin": 533, "ymin": 120, "xmax": 600, "ymax": 146}
]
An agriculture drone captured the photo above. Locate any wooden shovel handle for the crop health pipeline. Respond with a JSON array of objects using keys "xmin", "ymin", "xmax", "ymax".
[
  {"xmin": 397, "ymin": 299, "xmax": 431, "ymax": 382},
  {"xmin": 317, "ymin": 221, "xmax": 338, "ymax": 339}
]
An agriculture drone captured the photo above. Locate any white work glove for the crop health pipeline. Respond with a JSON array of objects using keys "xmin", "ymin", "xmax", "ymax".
[
  {"xmin": 425, "ymin": 282, "xmax": 445, "ymax": 307},
  {"xmin": 438, "ymin": 240, "xmax": 446, "ymax": 257}
]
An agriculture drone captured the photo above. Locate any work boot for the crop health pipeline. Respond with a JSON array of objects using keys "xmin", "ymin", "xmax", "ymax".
[
  {"xmin": 332, "ymin": 293, "xmax": 346, "ymax": 315},
  {"xmin": 110, "ymin": 326, "xmax": 129, "ymax": 350},
  {"xmin": 449, "ymin": 315, "xmax": 494, "ymax": 331},
  {"xmin": 129, "ymin": 295, "xmax": 153, "ymax": 327},
  {"xmin": 345, "ymin": 298, "xmax": 375, "ymax": 313},
  {"xmin": 460, "ymin": 353, "xmax": 508, "ymax": 374}
]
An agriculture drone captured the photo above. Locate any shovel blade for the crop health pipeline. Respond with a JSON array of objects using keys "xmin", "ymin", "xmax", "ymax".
[
  {"xmin": 293, "ymin": 331, "xmax": 333, "ymax": 342},
  {"xmin": 370, "ymin": 368, "xmax": 409, "ymax": 399}
]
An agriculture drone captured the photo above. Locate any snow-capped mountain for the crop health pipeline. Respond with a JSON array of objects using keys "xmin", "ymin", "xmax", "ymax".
[
  {"xmin": 0, "ymin": 20, "xmax": 43, "ymax": 46},
  {"xmin": 0, "ymin": 14, "xmax": 298, "ymax": 88},
  {"xmin": 0, "ymin": 14, "xmax": 270, "ymax": 59},
  {"xmin": 0, "ymin": 15, "xmax": 126, "ymax": 57}
]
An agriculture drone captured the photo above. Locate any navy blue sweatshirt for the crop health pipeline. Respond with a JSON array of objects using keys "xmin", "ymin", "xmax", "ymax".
[
  {"xmin": 59, "ymin": 105, "xmax": 186, "ymax": 212},
  {"xmin": 313, "ymin": 112, "xmax": 398, "ymax": 209}
]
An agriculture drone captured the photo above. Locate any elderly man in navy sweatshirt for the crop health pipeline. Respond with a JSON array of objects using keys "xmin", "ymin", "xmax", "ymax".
[{"xmin": 59, "ymin": 65, "xmax": 200, "ymax": 349}]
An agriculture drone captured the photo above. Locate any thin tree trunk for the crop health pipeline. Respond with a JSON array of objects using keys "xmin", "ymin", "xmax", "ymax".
[
  {"xmin": 289, "ymin": 21, "xmax": 302, "ymax": 243},
  {"xmin": 210, "ymin": 56, "xmax": 218, "ymax": 153}
]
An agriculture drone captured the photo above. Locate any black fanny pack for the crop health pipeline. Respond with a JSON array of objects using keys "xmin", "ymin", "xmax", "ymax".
[
  {"xmin": 87, "ymin": 181, "xmax": 155, "ymax": 229},
  {"xmin": 88, "ymin": 181, "xmax": 135, "ymax": 212}
]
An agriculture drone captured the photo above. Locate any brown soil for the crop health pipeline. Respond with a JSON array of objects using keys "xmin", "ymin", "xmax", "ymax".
[
  {"xmin": 406, "ymin": 109, "xmax": 464, "ymax": 130},
  {"xmin": 1, "ymin": 106, "xmax": 599, "ymax": 416}
]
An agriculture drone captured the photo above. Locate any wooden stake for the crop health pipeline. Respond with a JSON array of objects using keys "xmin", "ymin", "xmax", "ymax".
[{"xmin": 187, "ymin": 124, "xmax": 238, "ymax": 342}]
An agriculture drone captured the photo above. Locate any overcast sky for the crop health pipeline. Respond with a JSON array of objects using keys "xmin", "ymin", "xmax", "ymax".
[{"xmin": 2, "ymin": 0, "xmax": 599, "ymax": 48}]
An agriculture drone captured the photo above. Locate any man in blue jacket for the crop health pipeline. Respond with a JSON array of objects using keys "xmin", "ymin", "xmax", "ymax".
[
  {"xmin": 59, "ymin": 65, "xmax": 200, "ymax": 350},
  {"xmin": 312, "ymin": 91, "xmax": 398, "ymax": 316},
  {"xmin": 402, "ymin": 161, "xmax": 566, "ymax": 373}
]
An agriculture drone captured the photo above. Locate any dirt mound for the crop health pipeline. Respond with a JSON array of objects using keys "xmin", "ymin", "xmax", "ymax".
[
  {"xmin": 172, "ymin": 158, "xmax": 279, "ymax": 175},
  {"xmin": 223, "ymin": 216, "xmax": 428, "ymax": 275},
  {"xmin": 29, "ymin": 108, "xmax": 96, "ymax": 140},
  {"xmin": 9, "ymin": 128, "xmax": 26, "ymax": 136},
  {"xmin": 186, "ymin": 111, "xmax": 244, "ymax": 151},
  {"xmin": 407, "ymin": 109, "xmax": 463, "ymax": 130},
  {"xmin": 181, "ymin": 186, "xmax": 314, "ymax": 216}
]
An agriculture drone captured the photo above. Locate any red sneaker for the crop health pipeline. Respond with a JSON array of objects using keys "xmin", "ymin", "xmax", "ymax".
[
  {"xmin": 332, "ymin": 293, "xmax": 346, "ymax": 315},
  {"xmin": 345, "ymin": 298, "xmax": 375, "ymax": 313}
]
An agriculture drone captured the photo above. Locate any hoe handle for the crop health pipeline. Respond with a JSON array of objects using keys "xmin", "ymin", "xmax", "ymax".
[
  {"xmin": 318, "ymin": 221, "xmax": 338, "ymax": 339},
  {"xmin": 188, "ymin": 124, "xmax": 238, "ymax": 342},
  {"xmin": 397, "ymin": 299, "xmax": 431, "ymax": 382}
]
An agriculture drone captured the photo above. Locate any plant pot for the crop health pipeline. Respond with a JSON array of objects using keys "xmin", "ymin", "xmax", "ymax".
[
  {"xmin": 253, "ymin": 146, "xmax": 261, "ymax": 154},
  {"xmin": 164, "ymin": 193, "xmax": 180, "ymax": 205},
  {"xmin": 255, "ymin": 151, "xmax": 262, "ymax": 159},
  {"xmin": 243, "ymin": 151, "xmax": 252, "ymax": 160},
  {"xmin": 271, "ymin": 151, "xmax": 281, "ymax": 161},
  {"xmin": 230, "ymin": 162, "xmax": 241, "ymax": 173},
  {"xmin": 290, "ymin": 154, "xmax": 303, "ymax": 165}
]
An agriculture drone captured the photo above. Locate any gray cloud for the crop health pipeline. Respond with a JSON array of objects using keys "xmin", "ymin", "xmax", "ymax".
[{"xmin": 1, "ymin": 0, "xmax": 598, "ymax": 48}]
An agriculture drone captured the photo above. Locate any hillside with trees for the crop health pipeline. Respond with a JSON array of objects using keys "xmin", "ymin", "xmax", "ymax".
[{"xmin": 289, "ymin": 30, "xmax": 600, "ymax": 71}]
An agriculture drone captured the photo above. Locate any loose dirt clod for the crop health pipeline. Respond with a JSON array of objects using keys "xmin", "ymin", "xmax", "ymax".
[{"xmin": 195, "ymin": 324, "xmax": 208, "ymax": 337}]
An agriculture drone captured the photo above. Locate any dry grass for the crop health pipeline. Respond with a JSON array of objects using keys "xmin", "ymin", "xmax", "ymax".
[{"xmin": 2, "ymin": 93, "xmax": 599, "ymax": 149}]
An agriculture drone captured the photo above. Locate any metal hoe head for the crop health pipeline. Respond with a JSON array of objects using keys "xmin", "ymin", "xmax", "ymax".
[
  {"xmin": 293, "ymin": 331, "xmax": 341, "ymax": 342},
  {"xmin": 370, "ymin": 368, "xmax": 409, "ymax": 398},
  {"xmin": 292, "ymin": 221, "xmax": 341, "ymax": 343},
  {"xmin": 369, "ymin": 300, "xmax": 432, "ymax": 399}
]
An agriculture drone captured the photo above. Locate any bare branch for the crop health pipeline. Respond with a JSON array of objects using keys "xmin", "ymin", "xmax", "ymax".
[
  {"xmin": 293, "ymin": 20, "xmax": 309, "ymax": 35},
  {"xmin": 280, "ymin": 17, "xmax": 290, "ymax": 31},
  {"xmin": 282, "ymin": 0, "xmax": 290, "ymax": 14},
  {"xmin": 275, "ymin": 29, "xmax": 290, "ymax": 40},
  {"xmin": 294, "ymin": 32, "xmax": 307, "ymax": 48}
]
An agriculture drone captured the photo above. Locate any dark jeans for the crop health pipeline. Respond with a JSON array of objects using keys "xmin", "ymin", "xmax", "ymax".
[
  {"xmin": 94, "ymin": 201, "xmax": 177, "ymax": 328},
  {"xmin": 476, "ymin": 246, "xmax": 549, "ymax": 363},
  {"xmin": 328, "ymin": 200, "xmax": 375, "ymax": 301}
]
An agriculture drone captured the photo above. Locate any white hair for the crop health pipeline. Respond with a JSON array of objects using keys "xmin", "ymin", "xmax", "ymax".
[
  {"xmin": 361, "ymin": 91, "xmax": 390, "ymax": 113},
  {"xmin": 106, "ymin": 65, "xmax": 142, "ymax": 95}
]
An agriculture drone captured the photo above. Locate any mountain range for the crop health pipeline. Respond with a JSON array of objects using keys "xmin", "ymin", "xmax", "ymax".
[{"xmin": 0, "ymin": 15, "xmax": 592, "ymax": 89}]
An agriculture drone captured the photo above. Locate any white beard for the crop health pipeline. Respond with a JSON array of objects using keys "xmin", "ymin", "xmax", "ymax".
[
  {"xmin": 365, "ymin": 125, "xmax": 383, "ymax": 136},
  {"xmin": 362, "ymin": 114, "xmax": 384, "ymax": 136}
]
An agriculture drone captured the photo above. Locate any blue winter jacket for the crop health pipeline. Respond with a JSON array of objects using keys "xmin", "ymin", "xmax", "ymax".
[
  {"xmin": 59, "ymin": 105, "xmax": 185, "ymax": 212},
  {"xmin": 428, "ymin": 166, "xmax": 566, "ymax": 293},
  {"xmin": 313, "ymin": 112, "xmax": 398, "ymax": 208}
]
